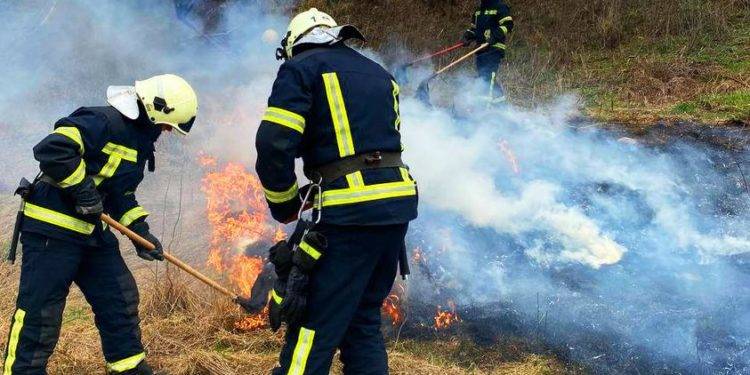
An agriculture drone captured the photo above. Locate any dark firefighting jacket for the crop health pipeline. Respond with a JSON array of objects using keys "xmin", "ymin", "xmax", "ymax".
[
  {"xmin": 22, "ymin": 106, "xmax": 159, "ymax": 246},
  {"xmin": 255, "ymin": 44, "xmax": 418, "ymax": 225},
  {"xmin": 469, "ymin": 0, "xmax": 514, "ymax": 54}
]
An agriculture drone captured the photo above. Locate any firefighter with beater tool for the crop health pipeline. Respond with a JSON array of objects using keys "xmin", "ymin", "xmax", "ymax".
[
  {"xmin": 256, "ymin": 8, "xmax": 418, "ymax": 375},
  {"xmin": 461, "ymin": 0, "xmax": 514, "ymax": 104},
  {"xmin": 2, "ymin": 74, "xmax": 198, "ymax": 375}
]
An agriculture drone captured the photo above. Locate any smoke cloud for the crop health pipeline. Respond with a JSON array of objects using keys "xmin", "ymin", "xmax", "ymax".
[{"xmin": 0, "ymin": 1, "xmax": 748, "ymax": 373}]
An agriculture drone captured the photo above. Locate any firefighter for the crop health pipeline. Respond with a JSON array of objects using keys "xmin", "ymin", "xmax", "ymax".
[
  {"xmin": 461, "ymin": 0, "xmax": 514, "ymax": 103},
  {"xmin": 256, "ymin": 8, "xmax": 418, "ymax": 375},
  {"xmin": 2, "ymin": 74, "xmax": 198, "ymax": 375}
]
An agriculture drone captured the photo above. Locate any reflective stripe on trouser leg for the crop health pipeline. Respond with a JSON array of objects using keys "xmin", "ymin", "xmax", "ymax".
[
  {"xmin": 3, "ymin": 309, "xmax": 26, "ymax": 375},
  {"xmin": 287, "ymin": 327, "xmax": 316, "ymax": 375}
]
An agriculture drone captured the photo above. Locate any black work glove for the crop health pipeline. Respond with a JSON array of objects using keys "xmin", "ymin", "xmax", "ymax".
[
  {"xmin": 128, "ymin": 221, "xmax": 164, "ymax": 261},
  {"xmin": 269, "ymin": 240, "xmax": 293, "ymax": 280},
  {"xmin": 488, "ymin": 32, "xmax": 504, "ymax": 47},
  {"xmin": 293, "ymin": 231, "xmax": 327, "ymax": 272},
  {"xmin": 280, "ymin": 266, "xmax": 309, "ymax": 327},
  {"xmin": 461, "ymin": 30, "xmax": 476, "ymax": 46},
  {"xmin": 268, "ymin": 278, "xmax": 286, "ymax": 332},
  {"xmin": 67, "ymin": 178, "xmax": 103, "ymax": 219}
]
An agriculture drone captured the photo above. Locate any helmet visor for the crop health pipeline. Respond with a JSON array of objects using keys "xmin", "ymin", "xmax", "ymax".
[{"xmin": 176, "ymin": 116, "xmax": 196, "ymax": 135}]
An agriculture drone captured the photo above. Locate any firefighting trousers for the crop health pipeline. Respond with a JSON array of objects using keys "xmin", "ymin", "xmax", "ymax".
[
  {"xmin": 273, "ymin": 223, "xmax": 409, "ymax": 375},
  {"xmin": 2, "ymin": 232, "xmax": 145, "ymax": 375},
  {"xmin": 476, "ymin": 49, "xmax": 505, "ymax": 96}
]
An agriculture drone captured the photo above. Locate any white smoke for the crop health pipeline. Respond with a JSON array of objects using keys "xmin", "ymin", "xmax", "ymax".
[{"xmin": 0, "ymin": 0, "xmax": 748, "ymax": 372}]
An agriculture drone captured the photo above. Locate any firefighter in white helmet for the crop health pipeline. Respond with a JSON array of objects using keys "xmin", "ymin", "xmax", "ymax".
[
  {"xmin": 258, "ymin": 8, "xmax": 417, "ymax": 375},
  {"xmin": 3, "ymin": 74, "xmax": 197, "ymax": 375}
]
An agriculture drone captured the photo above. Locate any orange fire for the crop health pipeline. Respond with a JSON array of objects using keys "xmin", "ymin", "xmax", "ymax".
[
  {"xmin": 382, "ymin": 283, "xmax": 406, "ymax": 325},
  {"xmin": 200, "ymin": 155, "xmax": 283, "ymax": 331},
  {"xmin": 434, "ymin": 300, "xmax": 461, "ymax": 330},
  {"xmin": 497, "ymin": 139, "xmax": 521, "ymax": 175}
]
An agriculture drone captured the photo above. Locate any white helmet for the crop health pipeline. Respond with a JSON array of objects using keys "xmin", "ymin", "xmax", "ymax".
[
  {"xmin": 107, "ymin": 74, "xmax": 198, "ymax": 135},
  {"xmin": 276, "ymin": 8, "xmax": 365, "ymax": 60}
]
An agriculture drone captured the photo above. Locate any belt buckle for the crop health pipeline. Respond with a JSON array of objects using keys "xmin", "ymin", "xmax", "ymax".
[{"xmin": 365, "ymin": 151, "xmax": 382, "ymax": 165}]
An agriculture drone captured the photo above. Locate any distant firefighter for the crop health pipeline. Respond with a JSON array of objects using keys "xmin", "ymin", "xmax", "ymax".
[{"xmin": 461, "ymin": 0, "xmax": 514, "ymax": 103}]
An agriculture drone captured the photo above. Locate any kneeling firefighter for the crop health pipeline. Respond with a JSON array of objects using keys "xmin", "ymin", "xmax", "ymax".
[
  {"xmin": 2, "ymin": 74, "xmax": 198, "ymax": 375},
  {"xmin": 256, "ymin": 8, "xmax": 418, "ymax": 375}
]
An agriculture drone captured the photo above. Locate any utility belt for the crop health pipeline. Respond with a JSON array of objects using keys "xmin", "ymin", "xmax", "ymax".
[
  {"xmin": 301, "ymin": 151, "xmax": 411, "ymax": 279},
  {"xmin": 303, "ymin": 151, "xmax": 407, "ymax": 186}
]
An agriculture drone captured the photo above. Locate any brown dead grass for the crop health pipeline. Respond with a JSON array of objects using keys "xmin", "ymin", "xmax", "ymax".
[{"xmin": 0, "ymin": 262, "xmax": 573, "ymax": 374}]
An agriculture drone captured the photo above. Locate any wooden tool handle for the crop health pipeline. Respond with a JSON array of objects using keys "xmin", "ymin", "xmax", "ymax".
[
  {"xmin": 435, "ymin": 43, "xmax": 489, "ymax": 76},
  {"xmin": 101, "ymin": 214, "xmax": 238, "ymax": 299}
]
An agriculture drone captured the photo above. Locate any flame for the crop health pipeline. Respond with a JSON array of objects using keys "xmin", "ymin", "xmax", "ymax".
[
  {"xmin": 200, "ymin": 155, "xmax": 278, "ymax": 331},
  {"xmin": 382, "ymin": 283, "xmax": 406, "ymax": 325},
  {"xmin": 235, "ymin": 306, "xmax": 269, "ymax": 331},
  {"xmin": 434, "ymin": 300, "xmax": 461, "ymax": 330},
  {"xmin": 498, "ymin": 139, "xmax": 521, "ymax": 175}
]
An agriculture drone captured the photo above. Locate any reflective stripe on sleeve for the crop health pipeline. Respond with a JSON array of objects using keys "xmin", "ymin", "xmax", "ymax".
[
  {"xmin": 106, "ymin": 352, "xmax": 146, "ymax": 373},
  {"xmin": 58, "ymin": 160, "xmax": 86, "ymax": 188},
  {"xmin": 499, "ymin": 16, "xmax": 513, "ymax": 25},
  {"xmin": 53, "ymin": 126, "xmax": 84, "ymax": 153},
  {"xmin": 287, "ymin": 327, "xmax": 315, "ymax": 375},
  {"xmin": 322, "ymin": 73, "xmax": 356, "ymax": 157},
  {"xmin": 263, "ymin": 181, "xmax": 299, "ymax": 204},
  {"xmin": 119, "ymin": 206, "xmax": 149, "ymax": 227},
  {"xmin": 263, "ymin": 107, "xmax": 306, "ymax": 134},
  {"xmin": 3, "ymin": 309, "xmax": 26, "ymax": 375},
  {"xmin": 23, "ymin": 203, "xmax": 96, "ymax": 235}
]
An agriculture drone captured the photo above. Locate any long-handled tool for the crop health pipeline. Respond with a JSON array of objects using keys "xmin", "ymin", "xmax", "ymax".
[
  {"xmin": 416, "ymin": 43, "xmax": 489, "ymax": 105},
  {"xmin": 101, "ymin": 214, "xmax": 258, "ymax": 313},
  {"xmin": 394, "ymin": 42, "xmax": 464, "ymax": 83}
]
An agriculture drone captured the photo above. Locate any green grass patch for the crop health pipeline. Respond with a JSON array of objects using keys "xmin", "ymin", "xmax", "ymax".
[{"xmin": 62, "ymin": 306, "xmax": 91, "ymax": 325}]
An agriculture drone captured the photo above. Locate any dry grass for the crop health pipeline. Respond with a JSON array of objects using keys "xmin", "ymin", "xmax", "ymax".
[
  {"xmin": 296, "ymin": 0, "xmax": 750, "ymax": 125},
  {"xmin": 0, "ymin": 262, "xmax": 573, "ymax": 374}
]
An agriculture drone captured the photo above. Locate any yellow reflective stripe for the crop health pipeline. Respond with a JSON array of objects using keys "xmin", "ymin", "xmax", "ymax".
[
  {"xmin": 263, "ymin": 181, "xmax": 299, "ymax": 204},
  {"xmin": 493, "ymin": 43, "xmax": 507, "ymax": 50},
  {"xmin": 3, "ymin": 309, "xmax": 26, "ymax": 375},
  {"xmin": 299, "ymin": 241, "xmax": 322, "ymax": 260},
  {"xmin": 287, "ymin": 327, "xmax": 315, "ymax": 375},
  {"xmin": 500, "ymin": 25, "xmax": 508, "ymax": 35},
  {"xmin": 106, "ymin": 352, "xmax": 146, "ymax": 373},
  {"xmin": 485, "ymin": 9, "xmax": 498, "ymax": 15},
  {"xmin": 399, "ymin": 167, "xmax": 412, "ymax": 182},
  {"xmin": 53, "ymin": 126, "xmax": 84, "ymax": 153},
  {"xmin": 263, "ymin": 107, "xmax": 306, "ymax": 134},
  {"xmin": 319, "ymin": 180, "xmax": 417, "ymax": 208},
  {"xmin": 102, "ymin": 143, "xmax": 137, "ymax": 162},
  {"xmin": 93, "ymin": 153, "xmax": 123, "ymax": 186},
  {"xmin": 270, "ymin": 289, "xmax": 284, "ymax": 305},
  {"xmin": 345, "ymin": 171, "xmax": 364, "ymax": 188},
  {"xmin": 23, "ymin": 203, "xmax": 95, "ymax": 235},
  {"xmin": 119, "ymin": 206, "xmax": 149, "ymax": 227},
  {"xmin": 58, "ymin": 160, "xmax": 86, "ymax": 188},
  {"xmin": 391, "ymin": 80, "xmax": 401, "ymax": 131},
  {"xmin": 499, "ymin": 16, "xmax": 513, "ymax": 25},
  {"xmin": 322, "ymin": 73, "xmax": 355, "ymax": 157}
]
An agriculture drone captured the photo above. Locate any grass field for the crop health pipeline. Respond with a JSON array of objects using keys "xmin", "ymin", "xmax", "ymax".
[{"xmin": 296, "ymin": 0, "xmax": 750, "ymax": 125}]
